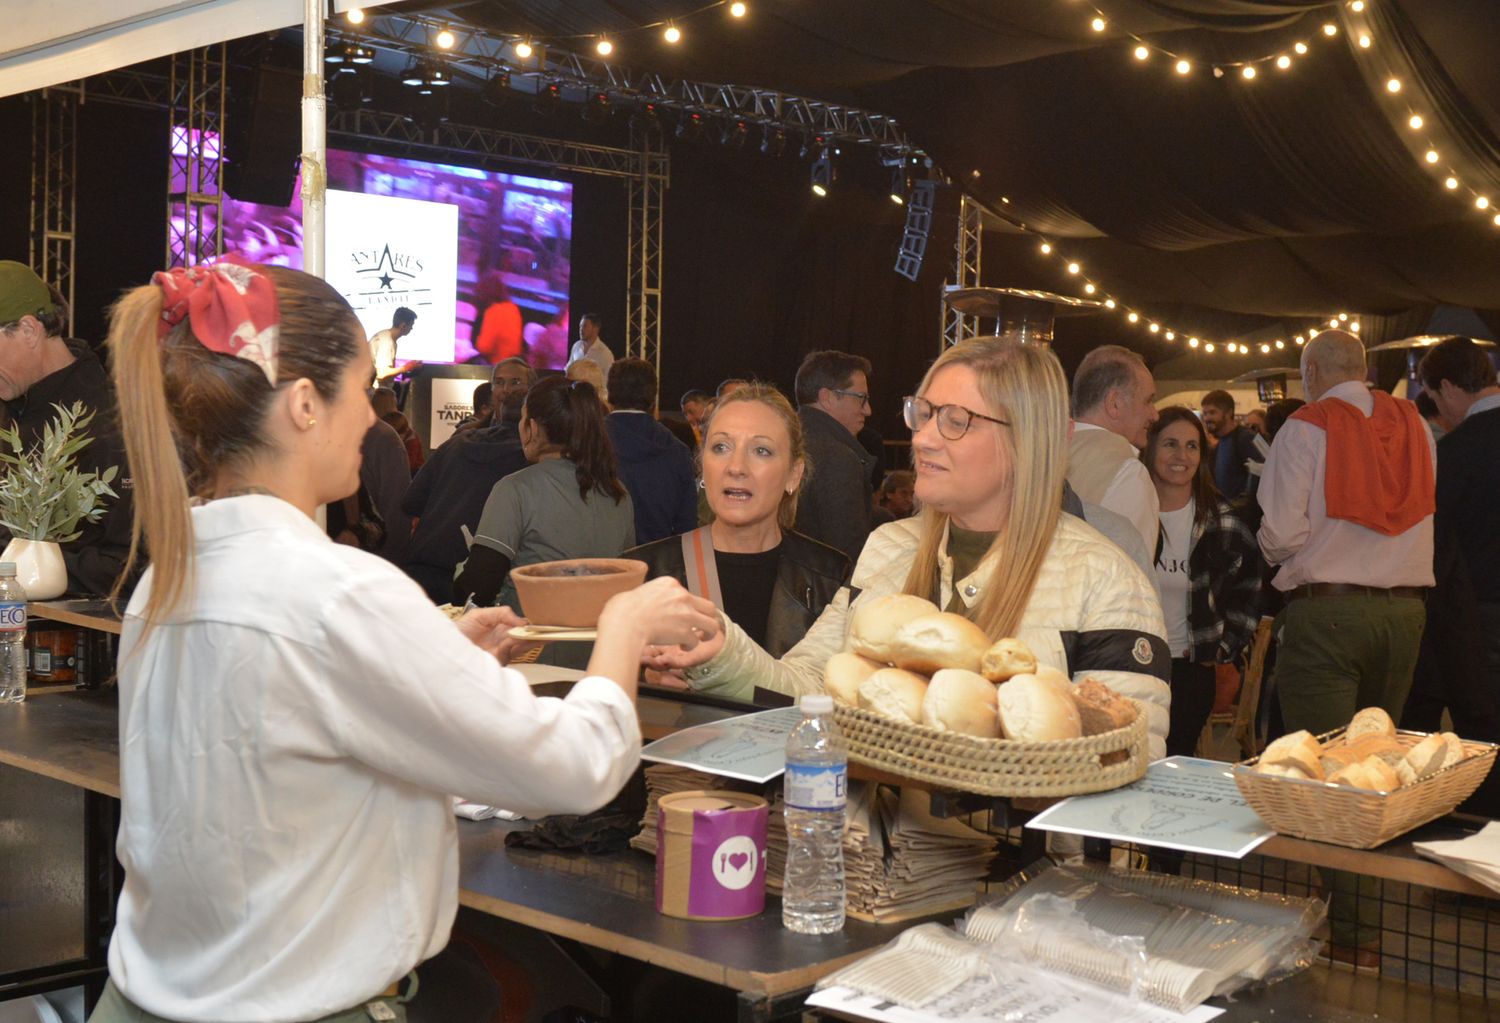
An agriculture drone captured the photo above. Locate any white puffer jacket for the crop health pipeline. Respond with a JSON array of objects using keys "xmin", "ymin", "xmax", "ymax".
[{"xmin": 689, "ymin": 513, "xmax": 1172, "ymax": 759}]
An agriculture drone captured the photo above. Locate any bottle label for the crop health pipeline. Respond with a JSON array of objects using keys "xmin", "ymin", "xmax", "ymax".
[
  {"xmin": 785, "ymin": 762, "xmax": 847, "ymax": 811},
  {"xmin": 0, "ymin": 602, "xmax": 24, "ymax": 632}
]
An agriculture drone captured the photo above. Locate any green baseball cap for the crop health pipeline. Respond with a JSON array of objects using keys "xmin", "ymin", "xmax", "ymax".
[{"xmin": 0, "ymin": 261, "xmax": 59, "ymax": 325}]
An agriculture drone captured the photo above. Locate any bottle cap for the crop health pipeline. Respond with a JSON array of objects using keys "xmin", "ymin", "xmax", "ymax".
[
  {"xmin": 799, "ymin": 693, "xmax": 834, "ymax": 715},
  {"xmin": 0, "ymin": 563, "xmax": 14, "ymax": 578}
]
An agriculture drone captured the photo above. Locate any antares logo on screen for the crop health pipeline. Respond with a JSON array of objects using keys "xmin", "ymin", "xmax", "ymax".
[{"xmin": 220, "ymin": 149, "xmax": 575, "ymax": 368}]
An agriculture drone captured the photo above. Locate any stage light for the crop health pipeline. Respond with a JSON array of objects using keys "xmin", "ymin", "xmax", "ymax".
[
  {"xmin": 532, "ymin": 82, "xmax": 560, "ymax": 115},
  {"xmin": 327, "ymin": 68, "xmax": 369, "ymax": 108},
  {"xmin": 730, "ymin": 2, "xmax": 748, "ymax": 17},
  {"xmin": 346, "ymin": 8, "xmax": 364, "ymax": 24},
  {"xmin": 664, "ymin": 24, "xmax": 682, "ymax": 44},
  {"xmin": 811, "ymin": 151, "xmax": 833, "ymax": 196},
  {"xmin": 581, "ymin": 91, "xmax": 611, "ymax": 124},
  {"xmin": 482, "ymin": 70, "xmax": 512, "ymax": 106},
  {"xmin": 1242, "ymin": 66, "xmax": 1256, "ymax": 80},
  {"xmin": 721, "ymin": 118, "xmax": 750, "ymax": 147},
  {"xmin": 1408, "ymin": 114, "xmax": 1424, "ymax": 130},
  {"xmin": 1175, "ymin": 59, "xmax": 1191, "ymax": 75},
  {"xmin": 1134, "ymin": 46, "xmax": 1149, "ymax": 61},
  {"xmin": 676, "ymin": 111, "xmax": 706, "ymax": 139},
  {"xmin": 1276, "ymin": 55, "xmax": 1291, "ymax": 70},
  {"xmin": 888, "ymin": 167, "xmax": 907, "ymax": 204},
  {"xmin": 427, "ymin": 64, "xmax": 450, "ymax": 87},
  {"xmin": 350, "ymin": 43, "xmax": 373, "ymax": 65},
  {"xmin": 762, "ymin": 126, "xmax": 787, "ymax": 157},
  {"xmin": 630, "ymin": 102, "xmax": 661, "ymax": 132},
  {"xmin": 596, "ymin": 37, "xmax": 614, "ymax": 57},
  {"xmin": 400, "ymin": 59, "xmax": 427, "ymax": 88},
  {"xmin": 436, "ymin": 27, "xmax": 456, "ymax": 50},
  {"xmin": 514, "ymin": 40, "xmax": 533, "ymax": 60}
]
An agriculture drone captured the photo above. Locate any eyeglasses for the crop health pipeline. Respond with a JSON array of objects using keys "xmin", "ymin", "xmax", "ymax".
[
  {"xmin": 832, "ymin": 388, "xmax": 871, "ymax": 408},
  {"xmin": 903, "ymin": 395, "xmax": 1010, "ymax": 440}
]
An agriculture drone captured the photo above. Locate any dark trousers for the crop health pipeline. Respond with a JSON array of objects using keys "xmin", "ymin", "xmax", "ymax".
[
  {"xmin": 1166, "ymin": 658, "xmax": 1216, "ymax": 759},
  {"xmin": 1274, "ymin": 592, "xmax": 1426, "ymax": 946}
]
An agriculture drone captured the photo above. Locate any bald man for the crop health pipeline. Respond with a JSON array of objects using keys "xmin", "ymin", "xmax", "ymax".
[{"xmin": 1256, "ymin": 329, "xmax": 1435, "ymax": 962}]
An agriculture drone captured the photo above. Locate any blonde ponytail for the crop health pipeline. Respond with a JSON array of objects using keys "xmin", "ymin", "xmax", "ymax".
[{"xmin": 107, "ymin": 288, "xmax": 195, "ymax": 626}]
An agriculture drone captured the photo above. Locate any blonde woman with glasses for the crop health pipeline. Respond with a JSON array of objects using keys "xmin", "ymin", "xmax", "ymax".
[{"xmin": 648, "ymin": 337, "xmax": 1172, "ymax": 758}]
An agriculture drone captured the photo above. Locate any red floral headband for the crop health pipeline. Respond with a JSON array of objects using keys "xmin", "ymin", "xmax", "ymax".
[{"xmin": 152, "ymin": 256, "xmax": 280, "ymax": 386}]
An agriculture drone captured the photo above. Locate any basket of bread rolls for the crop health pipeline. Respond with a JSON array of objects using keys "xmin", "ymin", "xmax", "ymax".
[
  {"xmin": 823, "ymin": 595, "xmax": 1150, "ymax": 798},
  {"xmin": 1232, "ymin": 707, "xmax": 1498, "ymax": 849}
]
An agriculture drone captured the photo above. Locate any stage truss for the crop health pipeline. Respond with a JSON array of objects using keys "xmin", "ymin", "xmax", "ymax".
[
  {"xmin": 166, "ymin": 45, "xmax": 227, "ymax": 268},
  {"xmin": 942, "ymin": 193, "xmax": 984, "ymax": 347},
  {"xmin": 29, "ymin": 84, "xmax": 80, "ymax": 325},
  {"xmin": 626, "ymin": 122, "xmax": 668, "ymax": 374}
]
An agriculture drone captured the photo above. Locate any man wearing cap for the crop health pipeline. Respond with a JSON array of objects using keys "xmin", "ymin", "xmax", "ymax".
[{"xmin": 0, "ymin": 261, "xmax": 133, "ymax": 596}]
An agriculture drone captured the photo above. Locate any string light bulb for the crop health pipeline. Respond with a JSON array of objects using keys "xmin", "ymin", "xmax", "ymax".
[
  {"xmin": 1425, "ymin": 149, "xmax": 1439, "ymax": 163},
  {"xmin": 1039, "ymin": 242, "xmax": 1052, "ymax": 254},
  {"xmin": 663, "ymin": 24, "xmax": 682, "ymax": 44},
  {"xmin": 596, "ymin": 37, "xmax": 614, "ymax": 57},
  {"xmin": 1350, "ymin": 321, "xmax": 1361, "ymax": 332},
  {"xmin": 1175, "ymin": 59, "xmax": 1192, "ymax": 75},
  {"xmin": 1338, "ymin": 313, "xmax": 1348, "ymax": 322},
  {"xmin": 1084, "ymin": 283, "xmax": 1097, "ymax": 294},
  {"xmin": 1148, "ymin": 322, "xmax": 1161, "ymax": 333},
  {"xmin": 1358, "ymin": 34, "xmax": 1372, "ymax": 49},
  {"xmin": 1242, "ymin": 66, "xmax": 1257, "ymax": 80},
  {"xmin": 1294, "ymin": 42, "xmax": 1308, "ymax": 55},
  {"xmin": 1445, "ymin": 176, "xmax": 1459, "ymax": 189},
  {"xmin": 1351, "ymin": 0, "xmax": 1366, "ymax": 11},
  {"xmin": 1127, "ymin": 311, "xmax": 1140, "ymax": 323},
  {"xmin": 1260, "ymin": 344, "xmax": 1271, "ymax": 353},
  {"xmin": 729, "ymin": 1, "xmax": 747, "ymax": 17},
  {"xmin": 514, "ymin": 39, "xmax": 533, "ymax": 59},
  {"xmin": 1276, "ymin": 55, "xmax": 1292, "ymax": 70},
  {"xmin": 1476, "ymin": 196, "xmax": 1491, "ymax": 210},
  {"xmin": 1329, "ymin": 318, "xmax": 1340, "ymax": 327},
  {"xmin": 1189, "ymin": 338, "xmax": 1200, "ymax": 348},
  {"xmin": 1134, "ymin": 46, "xmax": 1149, "ymax": 61},
  {"xmin": 1066, "ymin": 261, "xmax": 1081, "ymax": 274},
  {"xmin": 346, "ymin": 8, "xmax": 364, "ymax": 24},
  {"xmin": 1322, "ymin": 23, "xmax": 1338, "ymax": 37},
  {"xmin": 1408, "ymin": 114, "xmax": 1424, "ymax": 130},
  {"xmin": 1165, "ymin": 331, "xmax": 1175, "ymax": 340},
  {"xmin": 1493, "ymin": 212, "xmax": 1500, "ymax": 227},
  {"xmin": 435, "ymin": 27, "xmax": 455, "ymax": 49},
  {"xmin": 1091, "ymin": 17, "xmax": 1106, "ymax": 32},
  {"xmin": 1386, "ymin": 78, "xmax": 1402, "ymax": 93},
  {"xmin": 1204, "ymin": 343, "xmax": 1216, "ymax": 353},
  {"xmin": 1275, "ymin": 340, "xmax": 1286, "ymax": 349},
  {"xmin": 1104, "ymin": 299, "xmax": 1117, "ymax": 309}
]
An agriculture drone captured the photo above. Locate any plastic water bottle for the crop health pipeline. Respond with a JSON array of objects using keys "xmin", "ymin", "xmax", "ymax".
[
  {"xmin": 782, "ymin": 693, "xmax": 847, "ymax": 933},
  {"xmin": 0, "ymin": 563, "xmax": 27, "ymax": 704}
]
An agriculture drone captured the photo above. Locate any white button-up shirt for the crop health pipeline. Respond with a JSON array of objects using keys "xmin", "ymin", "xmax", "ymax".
[
  {"xmin": 1071, "ymin": 423, "xmax": 1160, "ymax": 555},
  {"xmin": 1256, "ymin": 380, "xmax": 1435, "ymax": 591},
  {"xmin": 110, "ymin": 495, "xmax": 640, "ymax": 1023}
]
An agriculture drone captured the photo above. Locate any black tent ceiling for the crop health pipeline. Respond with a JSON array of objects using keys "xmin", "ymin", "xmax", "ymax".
[{"xmin": 402, "ymin": 0, "xmax": 1500, "ymax": 326}]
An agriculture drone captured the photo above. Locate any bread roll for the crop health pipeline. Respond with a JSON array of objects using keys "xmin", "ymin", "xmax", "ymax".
[
  {"xmin": 857, "ymin": 668, "xmax": 929, "ymax": 724},
  {"xmin": 1404, "ymin": 733, "xmax": 1451, "ymax": 779},
  {"xmin": 1320, "ymin": 735, "xmax": 1406, "ymax": 775},
  {"xmin": 1259, "ymin": 730, "xmax": 1325, "ymax": 780},
  {"xmin": 997, "ymin": 674, "xmax": 1082, "ymax": 742},
  {"xmin": 887, "ymin": 612, "xmax": 992, "ymax": 675},
  {"xmin": 921, "ymin": 669, "xmax": 1000, "ymax": 738},
  {"xmin": 980, "ymin": 638, "xmax": 1037, "ymax": 683},
  {"xmin": 1071, "ymin": 678, "xmax": 1136, "ymax": 736},
  {"xmin": 1395, "ymin": 759, "xmax": 1419, "ymax": 787},
  {"xmin": 1440, "ymin": 732, "xmax": 1466, "ymax": 769},
  {"xmin": 824, "ymin": 651, "xmax": 885, "ymax": 707},
  {"xmin": 1330, "ymin": 756, "xmax": 1399, "ymax": 791},
  {"xmin": 1258, "ymin": 763, "xmax": 1314, "ymax": 780},
  {"xmin": 1345, "ymin": 707, "xmax": 1397, "ymax": 742},
  {"xmin": 849, "ymin": 594, "xmax": 940, "ymax": 664}
]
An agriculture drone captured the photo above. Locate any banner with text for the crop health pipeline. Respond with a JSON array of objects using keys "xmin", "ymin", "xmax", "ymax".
[{"xmin": 429, "ymin": 376, "xmax": 484, "ymax": 450}]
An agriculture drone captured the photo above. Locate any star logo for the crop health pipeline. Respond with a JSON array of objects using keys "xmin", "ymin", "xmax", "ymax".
[
  {"xmin": 355, "ymin": 244, "xmax": 416, "ymax": 292},
  {"xmin": 378, "ymin": 273, "xmax": 394, "ymax": 290}
]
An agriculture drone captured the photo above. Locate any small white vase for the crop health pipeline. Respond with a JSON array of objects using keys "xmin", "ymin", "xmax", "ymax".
[{"xmin": 0, "ymin": 538, "xmax": 68, "ymax": 600}]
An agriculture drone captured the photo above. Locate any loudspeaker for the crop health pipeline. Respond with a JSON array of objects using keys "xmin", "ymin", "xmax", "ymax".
[
  {"xmin": 224, "ymin": 65, "xmax": 303, "ymax": 206},
  {"xmin": 894, "ymin": 180, "xmax": 938, "ymax": 281}
]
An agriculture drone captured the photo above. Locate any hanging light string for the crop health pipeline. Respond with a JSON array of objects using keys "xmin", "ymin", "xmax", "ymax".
[
  {"xmin": 1086, "ymin": 1, "xmax": 1362, "ymax": 79},
  {"xmin": 345, "ymin": 1, "xmax": 749, "ymax": 58},
  {"xmin": 1341, "ymin": 5, "xmax": 1500, "ymax": 231}
]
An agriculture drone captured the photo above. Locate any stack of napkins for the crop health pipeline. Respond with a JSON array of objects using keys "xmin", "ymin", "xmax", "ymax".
[
  {"xmin": 630, "ymin": 765, "xmax": 763, "ymax": 854},
  {"xmin": 1414, "ymin": 821, "xmax": 1500, "ymax": 895}
]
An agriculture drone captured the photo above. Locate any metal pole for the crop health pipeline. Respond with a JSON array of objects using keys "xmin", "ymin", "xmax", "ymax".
[{"xmin": 301, "ymin": 0, "xmax": 327, "ymax": 278}]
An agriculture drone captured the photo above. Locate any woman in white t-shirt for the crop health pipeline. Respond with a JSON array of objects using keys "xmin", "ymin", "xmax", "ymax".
[
  {"xmin": 1142, "ymin": 407, "xmax": 1265, "ymax": 759},
  {"xmin": 93, "ymin": 262, "xmax": 719, "ymax": 1023}
]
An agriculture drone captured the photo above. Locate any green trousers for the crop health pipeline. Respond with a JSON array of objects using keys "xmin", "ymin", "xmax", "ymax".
[
  {"xmin": 1273, "ymin": 592, "xmax": 1426, "ymax": 947},
  {"xmin": 88, "ymin": 979, "xmax": 410, "ymax": 1023}
]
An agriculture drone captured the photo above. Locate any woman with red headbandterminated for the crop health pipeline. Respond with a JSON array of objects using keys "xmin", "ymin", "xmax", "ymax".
[{"xmin": 89, "ymin": 261, "xmax": 720, "ymax": 1023}]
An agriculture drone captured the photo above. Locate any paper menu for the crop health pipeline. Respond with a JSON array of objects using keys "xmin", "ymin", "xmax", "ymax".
[
  {"xmin": 1026, "ymin": 756, "xmax": 1275, "ymax": 859},
  {"xmin": 639, "ymin": 706, "xmax": 803, "ymax": 782},
  {"xmin": 806, "ymin": 976, "xmax": 1225, "ymax": 1023}
]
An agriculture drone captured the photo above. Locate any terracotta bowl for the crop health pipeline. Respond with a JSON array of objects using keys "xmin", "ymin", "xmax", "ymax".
[{"xmin": 510, "ymin": 558, "xmax": 649, "ymax": 628}]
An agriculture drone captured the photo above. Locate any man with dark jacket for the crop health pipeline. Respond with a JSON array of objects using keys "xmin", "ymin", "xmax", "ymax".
[
  {"xmin": 0, "ymin": 262, "xmax": 133, "ymax": 596},
  {"xmin": 400, "ymin": 392, "xmax": 529, "ymax": 602},
  {"xmin": 1201, "ymin": 389, "xmax": 1262, "ymax": 499},
  {"xmin": 1404, "ymin": 337, "xmax": 1500, "ymax": 815},
  {"xmin": 605, "ymin": 358, "xmax": 697, "ymax": 545},
  {"xmin": 793, "ymin": 350, "xmax": 875, "ymax": 565}
]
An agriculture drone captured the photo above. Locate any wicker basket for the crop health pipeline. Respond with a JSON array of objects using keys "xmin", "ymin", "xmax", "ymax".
[
  {"xmin": 1232, "ymin": 730, "xmax": 1497, "ymax": 849},
  {"xmin": 832, "ymin": 701, "xmax": 1150, "ymax": 797}
]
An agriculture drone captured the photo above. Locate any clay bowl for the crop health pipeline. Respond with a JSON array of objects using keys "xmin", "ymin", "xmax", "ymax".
[{"xmin": 510, "ymin": 558, "xmax": 648, "ymax": 628}]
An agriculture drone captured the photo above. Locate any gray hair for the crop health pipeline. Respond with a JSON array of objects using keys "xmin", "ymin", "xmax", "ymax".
[{"xmin": 1071, "ymin": 344, "xmax": 1146, "ymax": 418}]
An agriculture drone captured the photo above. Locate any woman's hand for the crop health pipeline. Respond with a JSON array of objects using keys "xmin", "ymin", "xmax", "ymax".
[
  {"xmin": 599, "ymin": 577, "xmax": 721, "ymax": 650},
  {"xmin": 642, "ymin": 625, "xmax": 726, "ymax": 673},
  {"xmin": 644, "ymin": 667, "xmax": 690, "ymax": 690},
  {"xmin": 456, "ymin": 605, "xmax": 538, "ymax": 664}
]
